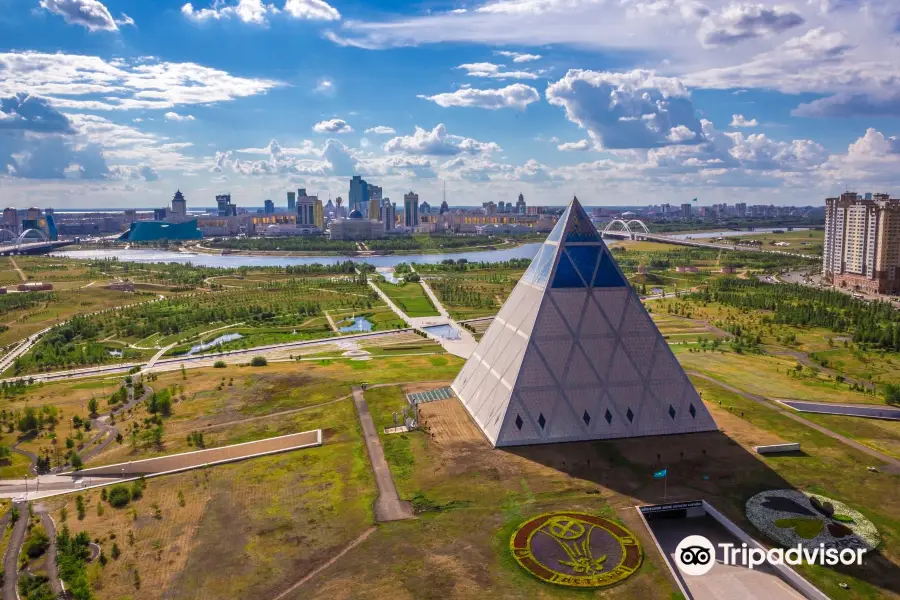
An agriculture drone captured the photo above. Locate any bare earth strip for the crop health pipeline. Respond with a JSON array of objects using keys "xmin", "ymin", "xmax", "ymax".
[{"xmin": 73, "ymin": 430, "xmax": 321, "ymax": 477}]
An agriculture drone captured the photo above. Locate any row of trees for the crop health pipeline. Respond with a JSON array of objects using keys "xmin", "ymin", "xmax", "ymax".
[{"xmin": 693, "ymin": 278, "xmax": 900, "ymax": 351}]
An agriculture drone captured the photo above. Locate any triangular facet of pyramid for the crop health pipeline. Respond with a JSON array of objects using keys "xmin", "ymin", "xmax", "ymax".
[{"xmin": 452, "ymin": 196, "xmax": 717, "ymax": 447}]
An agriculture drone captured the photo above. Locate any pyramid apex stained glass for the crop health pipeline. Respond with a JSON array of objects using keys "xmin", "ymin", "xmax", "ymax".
[{"xmin": 451, "ymin": 197, "xmax": 718, "ymax": 447}]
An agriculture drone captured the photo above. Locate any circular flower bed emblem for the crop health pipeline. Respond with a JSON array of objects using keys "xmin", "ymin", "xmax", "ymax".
[
  {"xmin": 746, "ymin": 490, "xmax": 879, "ymax": 551},
  {"xmin": 510, "ymin": 512, "xmax": 642, "ymax": 588}
]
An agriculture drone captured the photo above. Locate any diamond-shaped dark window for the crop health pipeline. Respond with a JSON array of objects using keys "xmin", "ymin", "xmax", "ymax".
[
  {"xmin": 689, "ymin": 404, "xmax": 697, "ymax": 418},
  {"xmin": 668, "ymin": 405, "xmax": 676, "ymax": 420},
  {"xmin": 515, "ymin": 414, "xmax": 523, "ymax": 430},
  {"xmin": 604, "ymin": 409, "xmax": 613, "ymax": 424},
  {"xmin": 583, "ymin": 411, "xmax": 591, "ymax": 426},
  {"xmin": 626, "ymin": 408, "xmax": 634, "ymax": 423},
  {"xmin": 538, "ymin": 413, "xmax": 546, "ymax": 429}
]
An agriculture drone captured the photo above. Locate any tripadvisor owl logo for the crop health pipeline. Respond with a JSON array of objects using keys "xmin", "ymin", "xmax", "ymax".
[{"xmin": 675, "ymin": 535, "xmax": 716, "ymax": 576}]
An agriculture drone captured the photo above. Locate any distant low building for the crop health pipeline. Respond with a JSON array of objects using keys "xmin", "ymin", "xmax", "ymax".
[
  {"xmin": 675, "ymin": 265, "xmax": 699, "ymax": 273},
  {"xmin": 120, "ymin": 219, "xmax": 203, "ymax": 242},
  {"xmin": 18, "ymin": 282, "xmax": 53, "ymax": 292},
  {"xmin": 108, "ymin": 281, "xmax": 136, "ymax": 292}
]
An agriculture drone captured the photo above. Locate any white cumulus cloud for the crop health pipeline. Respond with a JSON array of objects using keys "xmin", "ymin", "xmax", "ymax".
[
  {"xmin": 558, "ymin": 139, "xmax": 591, "ymax": 151},
  {"xmin": 39, "ymin": 0, "xmax": 128, "ymax": 32},
  {"xmin": 165, "ymin": 112, "xmax": 195, "ymax": 122},
  {"xmin": 730, "ymin": 114, "xmax": 759, "ymax": 127},
  {"xmin": 365, "ymin": 126, "xmax": 396, "ymax": 135},
  {"xmin": 418, "ymin": 84, "xmax": 539, "ymax": 109},
  {"xmin": 495, "ymin": 51, "xmax": 542, "ymax": 62},
  {"xmin": 384, "ymin": 124, "xmax": 500, "ymax": 156},
  {"xmin": 455, "ymin": 62, "xmax": 539, "ymax": 79},
  {"xmin": 313, "ymin": 118, "xmax": 353, "ymax": 134}
]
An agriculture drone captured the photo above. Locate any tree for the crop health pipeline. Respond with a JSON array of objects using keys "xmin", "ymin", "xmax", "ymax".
[
  {"xmin": 107, "ymin": 485, "xmax": 131, "ymax": 508},
  {"xmin": 87, "ymin": 397, "xmax": 98, "ymax": 416},
  {"xmin": 17, "ymin": 407, "xmax": 39, "ymax": 434},
  {"xmin": 885, "ymin": 383, "xmax": 900, "ymax": 406}
]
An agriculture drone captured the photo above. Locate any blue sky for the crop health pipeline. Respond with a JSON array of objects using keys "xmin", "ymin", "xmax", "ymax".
[{"xmin": 2, "ymin": 0, "xmax": 900, "ymax": 208}]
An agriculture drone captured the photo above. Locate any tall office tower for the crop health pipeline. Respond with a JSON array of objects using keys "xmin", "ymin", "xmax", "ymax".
[
  {"xmin": 368, "ymin": 197, "xmax": 381, "ymax": 221},
  {"xmin": 26, "ymin": 207, "xmax": 41, "ymax": 221},
  {"xmin": 124, "ymin": 209, "xmax": 137, "ymax": 225},
  {"xmin": 382, "ymin": 198, "xmax": 395, "ymax": 232},
  {"xmin": 314, "ymin": 198, "xmax": 324, "ymax": 229},
  {"xmin": 287, "ymin": 191, "xmax": 296, "ymax": 212},
  {"xmin": 297, "ymin": 192, "xmax": 318, "ymax": 227},
  {"xmin": 2, "ymin": 208, "xmax": 19, "ymax": 233},
  {"xmin": 420, "ymin": 201, "xmax": 432, "ymax": 215},
  {"xmin": 216, "ymin": 194, "xmax": 233, "ymax": 217},
  {"xmin": 264, "ymin": 199, "xmax": 275, "ymax": 215},
  {"xmin": 349, "ymin": 176, "xmax": 369, "ymax": 216},
  {"xmin": 680, "ymin": 203, "xmax": 692, "ymax": 219},
  {"xmin": 404, "ymin": 192, "xmax": 419, "ymax": 228},
  {"xmin": 824, "ymin": 192, "xmax": 900, "ymax": 295},
  {"xmin": 440, "ymin": 201, "xmax": 450, "ymax": 214},
  {"xmin": 516, "ymin": 193, "xmax": 526, "ymax": 214},
  {"xmin": 171, "ymin": 190, "xmax": 187, "ymax": 218}
]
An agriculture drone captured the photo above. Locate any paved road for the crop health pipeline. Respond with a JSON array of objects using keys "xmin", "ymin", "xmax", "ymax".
[
  {"xmin": 37, "ymin": 509, "xmax": 62, "ymax": 597},
  {"xmin": 777, "ymin": 400, "xmax": 900, "ymax": 421},
  {"xmin": 2, "ymin": 502, "xmax": 27, "ymax": 600},
  {"xmin": 350, "ymin": 386, "xmax": 414, "ymax": 522},
  {"xmin": 688, "ymin": 371, "xmax": 900, "ymax": 474},
  {"xmin": 1, "ymin": 328, "xmax": 416, "ymax": 385}
]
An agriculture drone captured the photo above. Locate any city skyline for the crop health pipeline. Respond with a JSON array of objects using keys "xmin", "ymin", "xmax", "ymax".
[{"xmin": 3, "ymin": 0, "xmax": 900, "ymax": 208}]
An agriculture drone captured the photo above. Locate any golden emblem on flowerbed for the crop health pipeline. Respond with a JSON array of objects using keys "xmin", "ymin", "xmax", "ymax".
[{"xmin": 510, "ymin": 512, "xmax": 642, "ymax": 588}]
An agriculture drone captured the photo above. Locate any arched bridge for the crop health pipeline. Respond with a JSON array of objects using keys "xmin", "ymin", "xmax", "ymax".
[{"xmin": 601, "ymin": 219, "xmax": 651, "ymax": 240}]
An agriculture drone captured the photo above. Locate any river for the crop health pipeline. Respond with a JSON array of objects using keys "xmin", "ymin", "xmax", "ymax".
[{"xmin": 52, "ymin": 245, "xmax": 546, "ymax": 268}]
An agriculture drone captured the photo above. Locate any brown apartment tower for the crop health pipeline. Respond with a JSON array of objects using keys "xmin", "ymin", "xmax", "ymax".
[{"xmin": 823, "ymin": 192, "xmax": 900, "ymax": 295}]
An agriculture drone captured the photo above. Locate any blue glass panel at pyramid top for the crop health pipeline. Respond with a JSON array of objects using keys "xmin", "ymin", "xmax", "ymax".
[
  {"xmin": 545, "ymin": 206, "xmax": 570, "ymax": 243},
  {"xmin": 594, "ymin": 251, "xmax": 627, "ymax": 287},
  {"xmin": 563, "ymin": 205, "xmax": 601, "ymax": 243},
  {"xmin": 565, "ymin": 246, "xmax": 601, "ymax": 285},
  {"xmin": 552, "ymin": 251, "xmax": 586, "ymax": 288}
]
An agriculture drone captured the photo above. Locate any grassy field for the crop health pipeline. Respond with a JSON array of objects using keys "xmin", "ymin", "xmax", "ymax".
[
  {"xmin": 344, "ymin": 382, "xmax": 900, "ymax": 600},
  {"xmin": 373, "ymin": 280, "xmax": 439, "ymax": 317},
  {"xmin": 46, "ymin": 398, "xmax": 377, "ymax": 600}
]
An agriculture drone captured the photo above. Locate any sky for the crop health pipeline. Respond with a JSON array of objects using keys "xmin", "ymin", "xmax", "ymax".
[{"xmin": 2, "ymin": 0, "xmax": 900, "ymax": 209}]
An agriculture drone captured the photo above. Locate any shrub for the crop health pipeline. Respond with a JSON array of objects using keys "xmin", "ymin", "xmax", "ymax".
[
  {"xmin": 107, "ymin": 485, "xmax": 131, "ymax": 508},
  {"xmin": 213, "ymin": 361, "xmax": 226, "ymax": 368},
  {"xmin": 24, "ymin": 528, "xmax": 49, "ymax": 559},
  {"xmin": 250, "ymin": 356, "xmax": 268, "ymax": 367},
  {"xmin": 885, "ymin": 383, "xmax": 900, "ymax": 406}
]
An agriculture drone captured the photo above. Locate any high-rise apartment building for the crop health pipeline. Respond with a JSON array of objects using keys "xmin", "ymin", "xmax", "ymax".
[
  {"xmin": 368, "ymin": 197, "xmax": 381, "ymax": 222},
  {"xmin": 735, "ymin": 202, "xmax": 747, "ymax": 217},
  {"xmin": 824, "ymin": 192, "xmax": 900, "ymax": 295},
  {"xmin": 171, "ymin": 190, "xmax": 187, "ymax": 218},
  {"xmin": 264, "ymin": 199, "xmax": 275, "ymax": 215},
  {"xmin": 2, "ymin": 208, "xmax": 19, "ymax": 234},
  {"xmin": 404, "ymin": 192, "xmax": 419, "ymax": 228},
  {"xmin": 680, "ymin": 203, "xmax": 692, "ymax": 219},
  {"xmin": 287, "ymin": 191, "xmax": 296, "ymax": 212},
  {"xmin": 349, "ymin": 176, "xmax": 369, "ymax": 217}
]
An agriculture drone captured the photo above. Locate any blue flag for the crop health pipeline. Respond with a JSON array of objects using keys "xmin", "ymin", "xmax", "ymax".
[
  {"xmin": 653, "ymin": 469, "xmax": 667, "ymax": 479},
  {"xmin": 691, "ymin": 197, "xmax": 698, "ymax": 202}
]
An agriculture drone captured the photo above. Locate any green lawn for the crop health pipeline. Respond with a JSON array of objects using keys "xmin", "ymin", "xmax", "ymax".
[{"xmin": 374, "ymin": 280, "xmax": 439, "ymax": 317}]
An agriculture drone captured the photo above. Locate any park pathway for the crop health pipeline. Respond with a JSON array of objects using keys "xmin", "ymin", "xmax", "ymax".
[
  {"xmin": 324, "ymin": 311, "xmax": 339, "ymax": 333},
  {"xmin": 688, "ymin": 371, "xmax": 900, "ymax": 474},
  {"xmin": 37, "ymin": 507, "xmax": 62, "ymax": 597},
  {"xmin": 350, "ymin": 386, "xmax": 414, "ymax": 522},
  {"xmin": 8, "ymin": 258, "xmax": 26, "ymax": 282},
  {"xmin": 2, "ymin": 502, "xmax": 27, "ymax": 600}
]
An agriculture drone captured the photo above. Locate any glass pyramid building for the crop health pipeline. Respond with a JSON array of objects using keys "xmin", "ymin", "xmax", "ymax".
[{"xmin": 451, "ymin": 197, "xmax": 718, "ymax": 447}]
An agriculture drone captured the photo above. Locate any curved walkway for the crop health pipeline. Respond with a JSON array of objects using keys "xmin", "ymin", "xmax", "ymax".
[
  {"xmin": 2, "ymin": 502, "xmax": 27, "ymax": 600},
  {"xmin": 37, "ymin": 507, "xmax": 62, "ymax": 597},
  {"xmin": 688, "ymin": 371, "xmax": 900, "ymax": 475}
]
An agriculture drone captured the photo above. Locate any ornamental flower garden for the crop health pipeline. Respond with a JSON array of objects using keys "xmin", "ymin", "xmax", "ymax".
[{"xmin": 746, "ymin": 490, "xmax": 880, "ymax": 551}]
